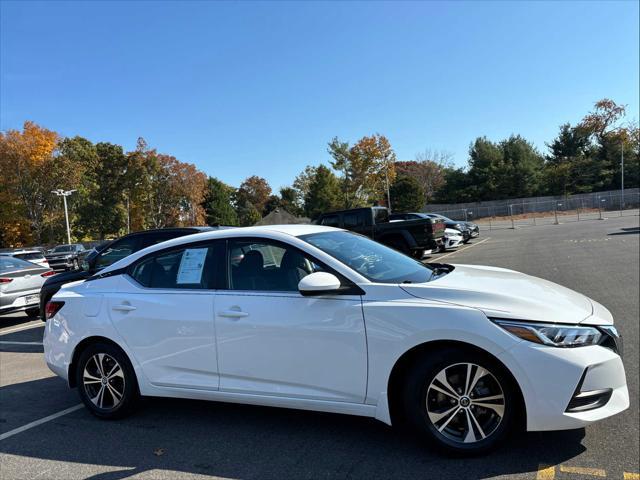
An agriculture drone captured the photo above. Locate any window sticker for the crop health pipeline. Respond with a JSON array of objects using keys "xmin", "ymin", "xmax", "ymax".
[{"xmin": 176, "ymin": 248, "xmax": 208, "ymax": 284}]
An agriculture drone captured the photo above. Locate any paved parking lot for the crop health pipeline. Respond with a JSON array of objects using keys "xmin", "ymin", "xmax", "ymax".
[{"xmin": 1, "ymin": 216, "xmax": 638, "ymax": 480}]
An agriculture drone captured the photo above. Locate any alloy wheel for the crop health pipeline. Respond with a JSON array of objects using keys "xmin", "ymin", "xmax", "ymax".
[
  {"xmin": 82, "ymin": 353, "xmax": 126, "ymax": 410},
  {"xmin": 426, "ymin": 362, "xmax": 505, "ymax": 444}
]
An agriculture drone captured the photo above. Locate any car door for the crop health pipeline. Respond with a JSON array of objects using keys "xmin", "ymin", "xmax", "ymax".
[
  {"xmin": 107, "ymin": 241, "xmax": 224, "ymax": 390},
  {"xmin": 214, "ymin": 237, "xmax": 367, "ymax": 403}
]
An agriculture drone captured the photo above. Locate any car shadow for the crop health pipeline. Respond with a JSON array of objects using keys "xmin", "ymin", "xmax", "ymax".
[
  {"xmin": 0, "ymin": 376, "xmax": 586, "ymax": 480},
  {"xmin": 608, "ymin": 226, "xmax": 640, "ymax": 236},
  {"xmin": 0, "ymin": 325, "xmax": 44, "ymax": 353}
]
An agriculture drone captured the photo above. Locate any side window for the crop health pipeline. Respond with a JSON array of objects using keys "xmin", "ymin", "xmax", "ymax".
[
  {"xmin": 94, "ymin": 238, "xmax": 140, "ymax": 270},
  {"xmin": 320, "ymin": 215, "xmax": 340, "ymax": 227},
  {"xmin": 130, "ymin": 242, "xmax": 223, "ymax": 289},
  {"xmin": 374, "ymin": 208, "xmax": 389, "ymax": 223},
  {"xmin": 343, "ymin": 213, "xmax": 363, "ymax": 228},
  {"xmin": 228, "ymin": 239, "xmax": 324, "ymax": 292}
]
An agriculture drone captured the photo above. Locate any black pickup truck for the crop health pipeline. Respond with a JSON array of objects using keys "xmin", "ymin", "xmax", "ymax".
[
  {"xmin": 44, "ymin": 244, "xmax": 88, "ymax": 271},
  {"xmin": 316, "ymin": 207, "xmax": 445, "ymax": 258}
]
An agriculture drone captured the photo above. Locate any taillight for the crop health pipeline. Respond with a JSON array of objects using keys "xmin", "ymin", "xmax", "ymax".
[
  {"xmin": 45, "ymin": 301, "xmax": 65, "ymax": 320},
  {"xmin": 0, "ymin": 278, "xmax": 13, "ymax": 284},
  {"xmin": 41, "ymin": 271, "xmax": 56, "ymax": 278}
]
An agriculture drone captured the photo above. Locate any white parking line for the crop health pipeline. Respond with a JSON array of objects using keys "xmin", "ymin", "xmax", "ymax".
[
  {"xmin": 0, "ymin": 341, "xmax": 43, "ymax": 345},
  {"xmin": 0, "ymin": 404, "xmax": 84, "ymax": 442},
  {"xmin": 436, "ymin": 237, "xmax": 491, "ymax": 260},
  {"xmin": 0, "ymin": 321, "xmax": 44, "ymax": 336}
]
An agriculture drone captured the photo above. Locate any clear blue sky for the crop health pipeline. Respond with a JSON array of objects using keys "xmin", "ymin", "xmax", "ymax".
[{"xmin": 1, "ymin": 1, "xmax": 638, "ymax": 190}]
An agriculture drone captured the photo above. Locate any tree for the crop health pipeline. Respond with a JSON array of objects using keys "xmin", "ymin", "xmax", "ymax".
[
  {"xmin": 328, "ymin": 134, "xmax": 397, "ymax": 208},
  {"xmin": 202, "ymin": 177, "xmax": 238, "ymax": 226},
  {"xmin": 75, "ymin": 142, "xmax": 129, "ymax": 239},
  {"xmin": 465, "ymin": 135, "xmax": 543, "ymax": 200},
  {"xmin": 236, "ymin": 175, "xmax": 272, "ymax": 215},
  {"xmin": 303, "ymin": 165, "xmax": 341, "ymax": 219},
  {"xmin": 279, "ymin": 186, "xmax": 303, "ymax": 216},
  {"xmin": 0, "ymin": 121, "xmax": 65, "ymax": 244},
  {"xmin": 467, "ymin": 137, "xmax": 504, "ymax": 200},
  {"xmin": 499, "ymin": 135, "xmax": 544, "ymax": 197},
  {"xmin": 389, "ymin": 176, "xmax": 425, "ymax": 212},
  {"xmin": 433, "ymin": 167, "xmax": 473, "ymax": 203},
  {"xmin": 396, "ymin": 150, "xmax": 451, "ymax": 202},
  {"xmin": 292, "ymin": 166, "xmax": 317, "ymax": 200},
  {"xmin": 236, "ymin": 201, "xmax": 261, "ymax": 226}
]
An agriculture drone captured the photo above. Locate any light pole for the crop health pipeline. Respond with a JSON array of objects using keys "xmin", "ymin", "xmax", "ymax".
[
  {"xmin": 621, "ymin": 139, "xmax": 625, "ymax": 210},
  {"xmin": 52, "ymin": 189, "xmax": 76, "ymax": 244}
]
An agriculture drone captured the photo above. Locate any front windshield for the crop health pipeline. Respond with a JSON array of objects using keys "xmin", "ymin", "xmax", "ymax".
[
  {"xmin": 52, "ymin": 245, "xmax": 74, "ymax": 252},
  {"xmin": 300, "ymin": 231, "xmax": 434, "ymax": 284}
]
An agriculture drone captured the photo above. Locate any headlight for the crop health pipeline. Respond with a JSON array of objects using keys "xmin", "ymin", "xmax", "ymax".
[{"xmin": 494, "ymin": 319, "xmax": 602, "ymax": 347}]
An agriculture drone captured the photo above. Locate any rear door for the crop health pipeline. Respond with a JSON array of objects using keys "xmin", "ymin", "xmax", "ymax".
[{"xmin": 107, "ymin": 241, "xmax": 224, "ymax": 390}]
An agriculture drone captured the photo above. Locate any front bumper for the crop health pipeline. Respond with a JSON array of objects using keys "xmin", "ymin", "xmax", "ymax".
[
  {"xmin": 498, "ymin": 342, "xmax": 628, "ymax": 431},
  {"xmin": 46, "ymin": 257, "xmax": 75, "ymax": 271},
  {"xmin": 444, "ymin": 235, "xmax": 463, "ymax": 249}
]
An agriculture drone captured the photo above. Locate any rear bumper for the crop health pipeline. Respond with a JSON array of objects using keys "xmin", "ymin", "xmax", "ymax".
[{"xmin": 0, "ymin": 289, "xmax": 40, "ymax": 314}]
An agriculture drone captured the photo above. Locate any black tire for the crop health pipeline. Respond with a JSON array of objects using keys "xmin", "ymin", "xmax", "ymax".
[
  {"xmin": 75, "ymin": 342, "xmax": 139, "ymax": 419},
  {"xmin": 402, "ymin": 347, "xmax": 515, "ymax": 455},
  {"xmin": 25, "ymin": 307, "xmax": 40, "ymax": 319}
]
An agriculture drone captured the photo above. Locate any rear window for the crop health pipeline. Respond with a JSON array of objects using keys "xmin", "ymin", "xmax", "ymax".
[
  {"xmin": 15, "ymin": 252, "xmax": 44, "ymax": 261},
  {"xmin": 343, "ymin": 213, "xmax": 364, "ymax": 228},
  {"xmin": 0, "ymin": 256, "xmax": 40, "ymax": 272},
  {"xmin": 320, "ymin": 215, "xmax": 340, "ymax": 227},
  {"xmin": 374, "ymin": 209, "xmax": 389, "ymax": 223}
]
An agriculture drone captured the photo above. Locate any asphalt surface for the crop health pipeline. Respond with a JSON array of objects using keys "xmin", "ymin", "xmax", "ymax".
[{"xmin": 0, "ymin": 216, "xmax": 638, "ymax": 480}]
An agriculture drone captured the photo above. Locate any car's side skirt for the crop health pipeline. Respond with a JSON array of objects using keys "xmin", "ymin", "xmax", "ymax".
[{"xmin": 141, "ymin": 383, "xmax": 379, "ymax": 420}]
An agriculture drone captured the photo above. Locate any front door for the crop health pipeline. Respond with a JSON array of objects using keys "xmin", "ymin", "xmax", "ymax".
[
  {"xmin": 215, "ymin": 238, "xmax": 367, "ymax": 403},
  {"xmin": 108, "ymin": 242, "xmax": 224, "ymax": 390}
]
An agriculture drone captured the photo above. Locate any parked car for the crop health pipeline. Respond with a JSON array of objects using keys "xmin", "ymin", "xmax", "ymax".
[
  {"xmin": 44, "ymin": 225, "xmax": 627, "ymax": 454},
  {"xmin": 1, "ymin": 256, "xmax": 55, "ymax": 318},
  {"xmin": 45, "ymin": 244, "xmax": 88, "ymax": 272},
  {"xmin": 390, "ymin": 213, "xmax": 479, "ymax": 243},
  {"xmin": 0, "ymin": 248, "xmax": 50, "ymax": 268},
  {"xmin": 442, "ymin": 228, "xmax": 464, "ymax": 251},
  {"xmin": 39, "ymin": 227, "xmax": 217, "ymax": 319},
  {"xmin": 316, "ymin": 207, "xmax": 445, "ymax": 257}
]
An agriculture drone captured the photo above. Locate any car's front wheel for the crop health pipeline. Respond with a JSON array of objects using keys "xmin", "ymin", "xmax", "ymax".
[
  {"xmin": 403, "ymin": 348, "xmax": 515, "ymax": 455},
  {"xmin": 76, "ymin": 342, "xmax": 139, "ymax": 419}
]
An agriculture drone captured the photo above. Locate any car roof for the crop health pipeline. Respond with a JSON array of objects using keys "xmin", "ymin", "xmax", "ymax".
[{"xmin": 96, "ymin": 224, "xmax": 342, "ymax": 275}]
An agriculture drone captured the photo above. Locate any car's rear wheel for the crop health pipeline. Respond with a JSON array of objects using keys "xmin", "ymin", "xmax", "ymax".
[
  {"xmin": 76, "ymin": 342, "xmax": 139, "ymax": 419},
  {"xmin": 402, "ymin": 348, "xmax": 515, "ymax": 455}
]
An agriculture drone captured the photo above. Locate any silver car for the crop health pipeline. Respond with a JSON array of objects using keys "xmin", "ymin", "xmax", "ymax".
[{"xmin": 0, "ymin": 256, "xmax": 55, "ymax": 318}]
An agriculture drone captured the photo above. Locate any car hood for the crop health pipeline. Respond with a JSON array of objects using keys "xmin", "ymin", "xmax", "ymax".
[{"xmin": 401, "ymin": 264, "xmax": 596, "ymax": 324}]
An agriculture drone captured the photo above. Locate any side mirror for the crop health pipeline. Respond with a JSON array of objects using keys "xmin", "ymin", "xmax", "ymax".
[{"xmin": 298, "ymin": 272, "xmax": 342, "ymax": 296}]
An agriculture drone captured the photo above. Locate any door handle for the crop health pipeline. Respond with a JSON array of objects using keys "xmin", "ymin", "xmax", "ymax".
[
  {"xmin": 112, "ymin": 304, "xmax": 137, "ymax": 312},
  {"xmin": 218, "ymin": 310, "xmax": 249, "ymax": 319}
]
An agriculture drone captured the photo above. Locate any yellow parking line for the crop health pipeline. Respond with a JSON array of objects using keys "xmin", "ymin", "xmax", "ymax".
[
  {"xmin": 560, "ymin": 465, "xmax": 606, "ymax": 477},
  {"xmin": 537, "ymin": 465, "xmax": 556, "ymax": 480},
  {"xmin": 624, "ymin": 473, "xmax": 640, "ymax": 480}
]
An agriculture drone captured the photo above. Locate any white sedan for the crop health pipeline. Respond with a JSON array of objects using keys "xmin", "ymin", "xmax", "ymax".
[
  {"xmin": 44, "ymin": 225, "xmax": 628, "ymax": 454},
  {"xmin": 442, "ymin": 228, "xmax": 464, "ymax": 251}
]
